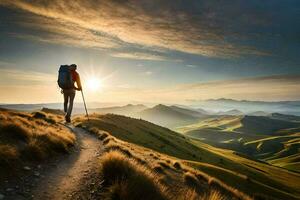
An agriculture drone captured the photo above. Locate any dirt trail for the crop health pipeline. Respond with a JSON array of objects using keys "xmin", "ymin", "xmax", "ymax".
[{"xmin": 5, "ymin": 124, "xmax": 103, "ymax": 200}]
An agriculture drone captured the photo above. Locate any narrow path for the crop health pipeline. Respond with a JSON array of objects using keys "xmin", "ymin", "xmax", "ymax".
[{"xmin": 5, "ymin": 125, "xmax": 104, "ymax": 200}]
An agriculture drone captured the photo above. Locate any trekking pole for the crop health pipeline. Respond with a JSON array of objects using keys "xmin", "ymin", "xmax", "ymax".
[{"xmin": 81, "ymin": 90, "xmax": 90, "ymax": 120}]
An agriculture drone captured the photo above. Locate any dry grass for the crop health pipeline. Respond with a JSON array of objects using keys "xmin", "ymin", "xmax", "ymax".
[
  {"xmin": 99, "ymin": 150, "xmax": 236, "ymax": 200},
  {"xmin": 153, "ymin": 165, "xmax": 165, "ymax": 174},
  {"xmin": 0, "ymin": 144, "xmax": 18, "ymax": 167},
  {"xmin": 78, "ymin": 115, "xmax": 252, "ymax": 200},
  {"xmin": 183, "ymin": 172, "xmax": 200, "ymax": 188},
  {"xmin": 173, "ymin": 161, "xmax": 182, "ymax": 170},
  {"xmin": 202, "ymin": 190, "xmax": 228, "ymax": 200},
  {"xmin": 100, "ymin": 151, "xmax": 169, "ymax": 200},
  {"xmin": 0, "ymin": 109, "xmax": 75, "ymax": 174},
  {"xmin": 175, "ymin": 189, "xmax": 227, "ymax": 200},
  {"xmin": 158, "ymin": 161, "xmax": 172, "ymax": 169}
]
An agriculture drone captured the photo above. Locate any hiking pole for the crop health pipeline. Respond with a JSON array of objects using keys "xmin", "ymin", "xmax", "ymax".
[{"xmin": 81, "ymin": 90, "xmax": 90, "ymax": 120}]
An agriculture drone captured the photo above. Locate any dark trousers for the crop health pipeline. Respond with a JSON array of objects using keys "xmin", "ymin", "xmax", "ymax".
[{"xmin": 63, "ymin": 89, "xmax": 76, "ymax": 118}]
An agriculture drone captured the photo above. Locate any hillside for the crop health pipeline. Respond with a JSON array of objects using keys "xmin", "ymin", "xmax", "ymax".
[
  {"xmin": 1, "ymin": 108, "xmax": 299, "ymax": 199},
  {"xmin": 236, "ymin": 116, "xmax": 299, "ymax": 135},
  {"xmin": 0, "ymin": 109, "xmax": 75, "ymax": 181},
  {"xmin": 136, "ymin": 104, "xmax": 206, "ymax": 128},
  {"xmin": 177, "ymin": 114, "xmax": 300, "ymax": 172},
  {"xmin": 74, "ymin": 114, "xmax": 300, "ymax": 200},
  {"xmin": 169, "ymin": 106, "xmax": 207, "ymax": 118},
  {"xmin": 217, "ymin": 109, "xmax": 244, "ymax": 116},
  {"xmin": 92, "ymin": 104, "xmax": 147, "ymax": 116}
]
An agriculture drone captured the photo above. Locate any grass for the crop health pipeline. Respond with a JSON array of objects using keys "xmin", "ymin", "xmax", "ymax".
[
  {"xmin": 78, "ymin": 117, "xmax": 251, "ymax": 199},
  {"xmin": 183, "ymin": 172, "xmax": 200, "ymax": 188},
  {"xmin": 75, "ymin": 113, "xmax": 300, "ymax": 200},
  {"xmin": 73, "ymin": 114, "xmax": 216, "ymax": 163},
  {"xmin": 99, "ymin": 150, "xmax": 239, "ymax": 200},
  {"xmin": 189, "ymin": 139, "xmax": 300, "ymax": 199},
  {"xmin": 177, "ymin": 114, "xmax": 300, "ymax": 173},
  {"xmin": 100, "ymin": 151, "xmax": 168, "ymax": 200},
  {"xmin": 173, "ymin": 161, "xmax": 182, "ymax": 170},
  {"xmin": 0, "ymin": 109, "xmax": 75, "ymax": 177}
]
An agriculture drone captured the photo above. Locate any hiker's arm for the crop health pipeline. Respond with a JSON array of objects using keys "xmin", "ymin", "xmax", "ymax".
[{"xmin": 75, "ymin": 73, "xmax": 82, "ymax": 91}]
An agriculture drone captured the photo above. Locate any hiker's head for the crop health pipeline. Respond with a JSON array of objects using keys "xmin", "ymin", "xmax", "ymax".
[{"xmin": 70, "ymin": 64, "xmax": 77, "ymax": 71}]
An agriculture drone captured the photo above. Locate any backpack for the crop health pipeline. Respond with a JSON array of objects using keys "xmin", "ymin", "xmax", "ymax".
[{"xmin": 58, "ymin": 65, "xmax": 74, "ymax": 89}]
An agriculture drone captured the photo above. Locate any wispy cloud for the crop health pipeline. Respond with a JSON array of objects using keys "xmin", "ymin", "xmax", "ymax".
[
  {"xmin": 186, "ymin": 65, "xmax": 197, "ymax": 68},
  {"xmin": 100, "ymin": 74, "xmax": 300, "ymax": 103},
  {"xmin": 10, "ymin": 15, "xmax": 121, "ymax": 50},
  {"xmin": 1, "ymin": 0, "xmax": 271, "ymax": 58},
  {"xmin": 0, "ymin": 68, "xmax": 56, "ymax": 86},
  {"xmin": 0, "ymin": 72, "xmax": 299, "ymax": 103},
  {"xmin": 111, "ymin": 52, "xmax": 176, "ymax": 61},
  {"xmin": 144, "ymin": 71, "xmax": 153, "ymax": 76},
  {"xmin": 0, "ymin": 61, "xmax": 16, "ymax": 67}
]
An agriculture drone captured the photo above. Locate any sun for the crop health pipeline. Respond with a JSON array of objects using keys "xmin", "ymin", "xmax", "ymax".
[{"xmin": 86, "ymin": 77, "xmax": 102, "ymax": 91}]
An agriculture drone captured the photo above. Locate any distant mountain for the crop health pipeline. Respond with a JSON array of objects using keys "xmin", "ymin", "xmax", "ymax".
[
  {"xmin": 217, "ymin": 109, "xmax": 244, "ymax": 116},
  {"xmin": 169, "ymin": 105, "xmax": 207, "ymax": 118},
  {"xmin": 270, "ymin": 113, "xmax": 300, "ymax": 122},
  {"xmin": 189, "ymin": 98, "xmax": 300, "ymax": 116},
  {"xmin": 247, "ymin": 111, "xmax": 270, "ymax": 116},
  {"xmin": 93, "ymin": 104, "xmax": 147, "ymax": 116},
  {"xmin": 136, "ymin": 104, "xmax": 206, "ymax": 128}
]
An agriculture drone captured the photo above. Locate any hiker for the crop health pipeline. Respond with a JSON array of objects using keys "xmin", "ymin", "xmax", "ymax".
[{"xmin": 58, "ymin": 64, "xmax": 82, "ymax": 123}]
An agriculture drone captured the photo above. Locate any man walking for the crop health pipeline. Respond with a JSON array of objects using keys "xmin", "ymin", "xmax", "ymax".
[{"xmin": 58, "ymin": 64, "xmax": 82, "ymax": 123}]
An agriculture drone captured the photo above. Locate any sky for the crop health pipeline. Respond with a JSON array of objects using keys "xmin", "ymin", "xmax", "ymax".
[{"xmin": 0, "ymin": 0, "xmax": 299, "ymax": 104}]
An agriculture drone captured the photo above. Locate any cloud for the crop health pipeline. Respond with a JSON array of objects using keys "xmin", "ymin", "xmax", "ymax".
[
  {"xmin": 145, "ymin": 71, "xmax": 153, "ymax": 76},
  {"xmin": 0, "ymin": 72, "xmax": 299, "ymax": 103},
  {"xmin": 0, "ymin": 0, "xmax": 271, "ymax": 58},
  {"xmin": 186, "ymin": 65, "xmax": 197, "ymax": 68},
  {"xmin": 9, "ymin": 14, "xmax": 121, "ymax": 50},
  {"xmin": 100, "ymin": 74, "xmax": 300, "ymax": 103},
  {"xmin": 0, "ymin": 68, "xmax": 56, "ymax": 86},
  {"xmin": 172, "ymin": 75, "xmax": 300, "ymax": 102},
  {"xmin": 0, "ymin": 61, "xmax": 15, "ymax": 67},
  {"xmin": 111, "ymin": 52, "xmax": 175, "ymax": 61}
]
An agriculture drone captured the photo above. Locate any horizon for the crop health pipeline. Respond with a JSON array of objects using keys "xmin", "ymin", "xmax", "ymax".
[
  {"xmin": 2, "ymin": 97, "xmax": 300, "ymax": 105},
  {"xmin": 1, "ymin": 1, "xmax": 300, "ymax": 104}
]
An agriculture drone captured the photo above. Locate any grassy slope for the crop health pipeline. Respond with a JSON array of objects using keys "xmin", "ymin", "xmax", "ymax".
[
  {"xmin": 0, "ymin": 109, "xmax": 75, "ymax": 179},
  {"xmin": 177, "ymin": 115, "xmax": 300, "ymax": 172},
  {"xmin": 237, "ymin": 116, "xmax": 300, "ymax": 135},
  {"xmin": 77, "ymin": 122, "xmax": 252, "ymax": 200},
  {"xmin": 136, "ymin": 104, "xmax": 201, "ymax": 128},
  {"xmin": 74, "ymin": 114, "xmax": 300, "ymax": 200},
  {"xmin": 176, "ymin": 115, "xmax": 244, "ymax": 134},
  {"xmin": 190, "ymin": 139, "xmax": 300, "ymax": 199}
]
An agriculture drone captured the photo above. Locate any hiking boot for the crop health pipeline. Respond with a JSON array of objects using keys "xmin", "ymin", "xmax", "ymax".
[{"xmin": 65, "ymin": 115, "xmax": 71, "ymax": 123}]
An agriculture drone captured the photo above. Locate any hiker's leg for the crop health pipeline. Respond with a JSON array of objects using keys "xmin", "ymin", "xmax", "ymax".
[
  {"xmin": 66, "ymin": 90, "xmax": 75, "ymax": 119},
  {"xmin": 63, "ymin": 90, "xmax": 68, "ymax": 113}
]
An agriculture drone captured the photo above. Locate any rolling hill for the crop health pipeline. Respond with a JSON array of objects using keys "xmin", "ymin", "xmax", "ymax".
[
  {"xmin": 1, "ymin": 107, "xmax": 299, "ymax": 199},
  {"xmin": 92, "ymin": 104, "xmax": 147, "ymax": 116},
  {"xmin": 177, "ymin": 114, "xmax": 300, "ymax": 172},
  {"xmin": 216, "ymin": 109, "xmax": 244, "ymax": 116},
  {"xmin": 135, "ymin": 104, "xmax": 207, "ymax": 128},
  {"xmin": 74, "ymin": 113, "xmax": 300, "ymax": 200}
]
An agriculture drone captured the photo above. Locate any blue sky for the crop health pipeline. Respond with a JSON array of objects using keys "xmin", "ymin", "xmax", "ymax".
[{"xmin": 0, "ymin": 0, "xmax": 299, "ymax": 104}]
